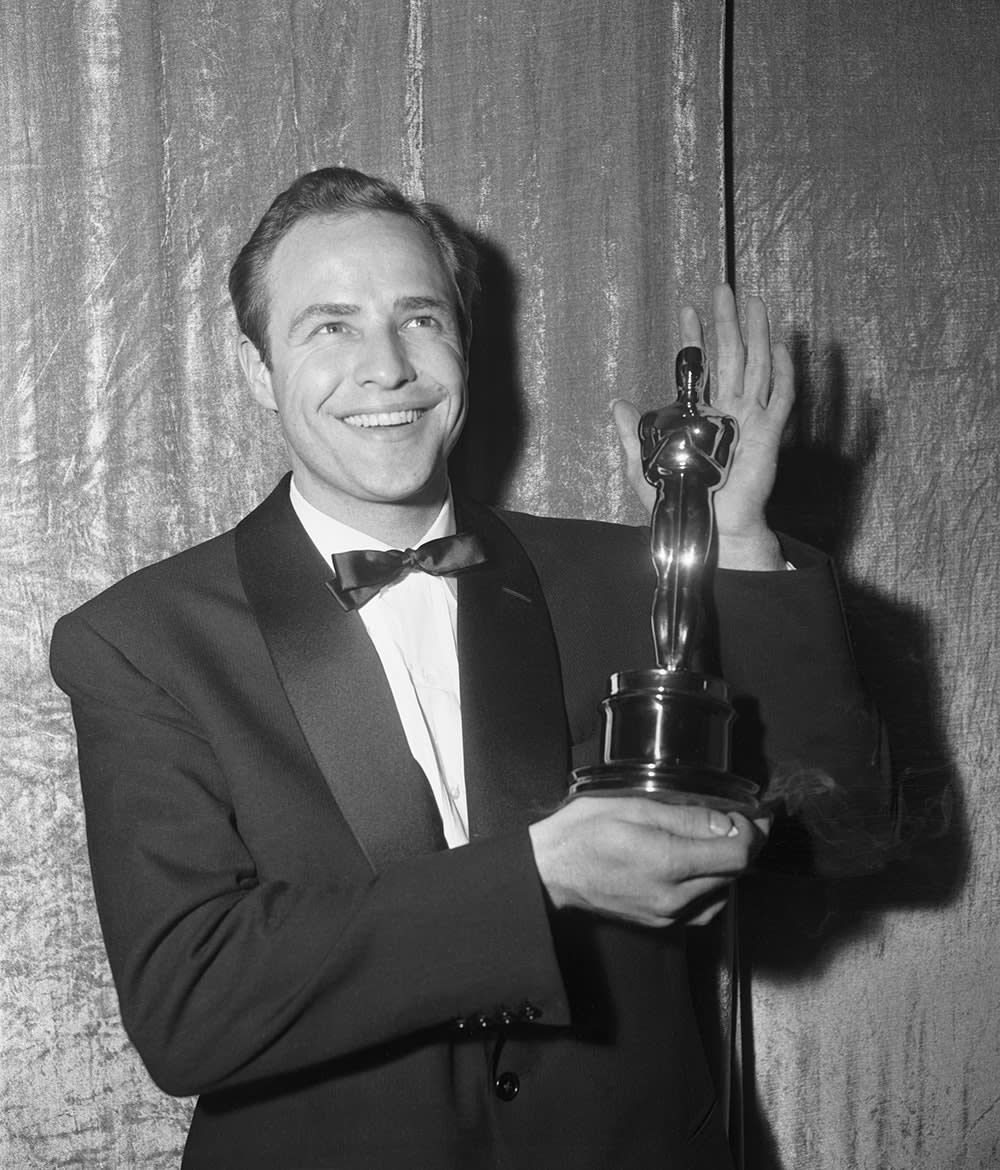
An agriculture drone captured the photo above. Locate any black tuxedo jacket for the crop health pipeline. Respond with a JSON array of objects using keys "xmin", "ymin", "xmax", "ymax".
[{"xmin": 50, "ymin": 477, "xmax": 887, "ymax": 1169}]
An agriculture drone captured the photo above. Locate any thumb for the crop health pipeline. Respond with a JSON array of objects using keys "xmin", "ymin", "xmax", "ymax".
[
  {"xmin": 618, "ymin": 798, "xmax": 739, "ymax": 840},
  {"xmin": 611, "ymin": 398, "xmax": 641, "ymax": 466},
  {"xmin": 651, "ymin": 802, "xmax": 740, "ymax": 840},
  {"xmin": 611, "ymin": 399, "xmax": 655, "ymax": 515}
]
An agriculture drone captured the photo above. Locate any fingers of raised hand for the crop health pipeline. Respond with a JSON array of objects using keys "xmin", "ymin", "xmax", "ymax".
[
  {"xmin": 677, "ymin": 286, "xmax": 792, "ymax": 420},
  {"xmin": 742, "ymin": 295, "xmax": 773, "ymax": 407},
  {"xmin": 710, "ymin": 284, "xmax": 747, "ymax": 405},
  {"xmin": 679, "ymin": 304, "xmax": 706, "ymax": 353},
  {"xmin": 769, "ymin": 339, "xmax": 796, "ymax": 420}
]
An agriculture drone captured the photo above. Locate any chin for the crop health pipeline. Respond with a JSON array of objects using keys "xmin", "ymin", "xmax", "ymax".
[{"xmin": 355, "ymin": 468, "xmax": 447, "ymax": 507}]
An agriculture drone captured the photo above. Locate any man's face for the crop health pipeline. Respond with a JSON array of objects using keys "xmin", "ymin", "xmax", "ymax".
[{"xmin": 241, "ymin": 211, "xmax": 467, "ymax": 531}]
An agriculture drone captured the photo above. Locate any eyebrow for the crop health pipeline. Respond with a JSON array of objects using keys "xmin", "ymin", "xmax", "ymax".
[
  {"xmin": 287, "ymin": 302, "xmax": 359, "ymax": 338},
  {"xmin": 395, "ymin": 295, "xmax": 454, "ymax": 315},
  {"xmin": 286, "ymin": 296, "xmax": 455, "ymax": 339}
]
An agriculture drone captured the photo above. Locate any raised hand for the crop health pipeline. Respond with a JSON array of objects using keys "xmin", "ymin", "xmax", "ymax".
[{"xmin": 613, "ymin": 284, "xmax": 795, "ymax": 570}]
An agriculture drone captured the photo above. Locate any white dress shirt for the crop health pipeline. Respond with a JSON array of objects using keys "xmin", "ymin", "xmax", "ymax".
[{"xmin": 289, "ymin": 479, "xmax": 469, "ymax": 848}]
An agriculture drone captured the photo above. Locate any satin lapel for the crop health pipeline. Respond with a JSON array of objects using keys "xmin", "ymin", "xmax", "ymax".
[
  {"xmin": 456, "ymin": 499, "xmax": 571, "ymax": 840},
  {"xmin": 235, "ymin": 478, "xmax": 446, "ymax": 872}
]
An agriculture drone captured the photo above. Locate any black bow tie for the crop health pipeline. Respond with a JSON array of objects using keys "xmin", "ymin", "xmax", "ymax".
[{"xmin": 327, "ymin": 532, "xmax": 488, "ymax": 611}]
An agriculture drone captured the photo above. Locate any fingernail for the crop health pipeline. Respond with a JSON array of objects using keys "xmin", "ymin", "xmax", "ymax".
[{"xmin": 709, "ymin": 811, "xmax": 735, "ymax": 836}]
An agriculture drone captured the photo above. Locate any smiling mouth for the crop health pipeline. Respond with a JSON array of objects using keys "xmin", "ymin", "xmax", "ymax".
[{"xmin": 342, "ymin": 409, "xmax": 427, "ymax": 429}]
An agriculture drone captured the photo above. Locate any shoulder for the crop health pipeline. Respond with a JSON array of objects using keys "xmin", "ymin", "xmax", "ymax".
[
  {"xmin": 487, "ymin": 508, "xmax": 653, "ymax": 639},
  {"xmin": 53, "ymin": 478, "xmax": 295, "ymax": 644},
  {"xmin": 493, "ymin": 507, "xmax": 650, "ymax": 580},
  {"xmin": 483, "ymin": 509, "xmax": 654, "ymax": 695},
  {"xmin": 57, "ymin": 528, "xmax": 240, "ymax": 631},
  {"xmin": 49, "ymin": 526, "xmax": 247, "ymax": 695}
]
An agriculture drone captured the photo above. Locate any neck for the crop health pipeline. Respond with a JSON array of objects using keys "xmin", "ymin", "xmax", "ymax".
[
  {"xmin": 292, "ymin": 480, "xmax": 449, "ymax": 547},
  {"xmin": 348, "ymin": 501, "xmax": 446, "ymax": 547}
]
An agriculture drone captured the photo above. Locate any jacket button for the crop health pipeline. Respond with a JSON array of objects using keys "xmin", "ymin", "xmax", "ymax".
[{"xmin": 494, "ymin": 1071, "xmax": 520, "ymax": 1102}]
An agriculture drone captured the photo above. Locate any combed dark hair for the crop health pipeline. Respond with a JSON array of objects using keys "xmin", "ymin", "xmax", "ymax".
[{"xmin": 228, "ymin": 166, "xmax": 479, "ymax": 368}]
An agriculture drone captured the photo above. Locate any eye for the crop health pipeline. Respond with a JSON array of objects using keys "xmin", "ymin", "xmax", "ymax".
[
  {"xmin": 402, "ymin": 314, "xmax": 440, "ymax": 330},
  {"xmin": 315, "ymin": 321, "xmax": 350, "ymax": 336}
]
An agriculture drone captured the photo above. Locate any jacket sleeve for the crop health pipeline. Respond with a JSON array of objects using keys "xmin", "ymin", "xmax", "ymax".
[
  {"xmin": 499, "ymin": 509, "xmax": 895, "ymax": 879},
  {"xmin": 50, "ymin": 611, "xmax": 571, "ymax": 1099},
  {"xmin": 715, "ymin": 536, "xmax": 898, "ymax": 876}
]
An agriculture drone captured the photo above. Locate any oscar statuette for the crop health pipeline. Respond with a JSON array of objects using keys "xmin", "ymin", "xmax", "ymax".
[{"xmin": 568, "ymin": 347, "xmax": 759, "ymax": 814}]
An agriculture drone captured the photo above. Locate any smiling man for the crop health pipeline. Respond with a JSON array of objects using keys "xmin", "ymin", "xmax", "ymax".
[
  {"xmin": 238, "ymin": 209, "xmax": 469, "ymax": 544},
  {"xmin": 51, "ymin": 167, "xmax": 890, "ymax": 1169}
]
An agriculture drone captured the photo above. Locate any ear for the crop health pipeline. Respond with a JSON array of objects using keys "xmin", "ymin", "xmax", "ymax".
[{"xmin": 238, "ymin": 335, "xmax": 277, "ymax": 411}]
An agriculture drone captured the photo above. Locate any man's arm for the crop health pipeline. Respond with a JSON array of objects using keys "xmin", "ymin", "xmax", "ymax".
[
  {"xmin": 531, "ymin": 284, "xmax": 783, "ymax": 927},
  {"xmin": 51, "ymin": 611, "xmax": 571, "ymax": 1099},
  {"xmin": 529, "ymin": 285, "xmax": 890, "ymax": 919}
]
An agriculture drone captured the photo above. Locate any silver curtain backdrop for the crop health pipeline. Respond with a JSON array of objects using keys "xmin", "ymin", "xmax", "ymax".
[{"xmin": 2, "ymin": 1, "xmax": 997, "ymax": 1167}]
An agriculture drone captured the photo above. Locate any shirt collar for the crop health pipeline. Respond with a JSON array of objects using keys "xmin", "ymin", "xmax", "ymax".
[{"xmin": 288, "ymin": 477, "xmax": 456, "ymax": 562}]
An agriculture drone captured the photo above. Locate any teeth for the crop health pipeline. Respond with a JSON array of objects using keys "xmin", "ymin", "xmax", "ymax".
[{"xmin": 342, "ymin": 409, "xmax": 425, "ymax": 428}]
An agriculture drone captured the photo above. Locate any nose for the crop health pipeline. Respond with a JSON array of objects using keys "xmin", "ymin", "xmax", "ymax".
[{"xmin": 354, "ymin": 328, "xmax": 417, "ymax": 390}]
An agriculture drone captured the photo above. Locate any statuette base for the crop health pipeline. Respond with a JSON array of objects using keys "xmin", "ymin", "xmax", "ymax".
[
  {"xmin": 569, "ymin": 761, "xmax": 759, "ymax": 814},
  {"xmin": 568, "ymin": 668, "xmax": 760, "ymax": 815}
]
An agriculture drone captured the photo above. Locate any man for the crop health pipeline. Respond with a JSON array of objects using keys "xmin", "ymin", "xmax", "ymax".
[{"xmin": 51, "ymin": 167, "xmax": 888, "ymax": 1168}]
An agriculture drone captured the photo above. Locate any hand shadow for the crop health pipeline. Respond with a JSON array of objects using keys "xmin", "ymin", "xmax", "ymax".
[{"xmin": 721, "ymin": 333, "xmax": 966, "ymax": 1169}]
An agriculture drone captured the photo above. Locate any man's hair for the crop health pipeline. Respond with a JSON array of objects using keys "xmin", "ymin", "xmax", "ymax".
[{"xmin": 229, "ymin": 166, "xmax": 479, "ymax": 368}]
